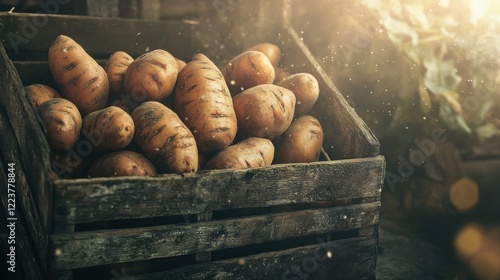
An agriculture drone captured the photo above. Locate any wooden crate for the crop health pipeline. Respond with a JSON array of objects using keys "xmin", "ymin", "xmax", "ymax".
[{"xmin": 0, "ymin": 1, "xmax": 384, "ymax": 279}]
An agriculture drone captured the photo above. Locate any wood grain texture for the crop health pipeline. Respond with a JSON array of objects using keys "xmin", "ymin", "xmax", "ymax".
[
  {"xmin": 53, "ymin": 156, "xmax": 384, "ymax": 225},
  {"xmin": 50, "ymin": 202, "xmax": 379, "ymax": 269},
  {"xmin": 126, "ymin": 236, "xmax": 378, "ymax": 280},
  {"xmin": 0, "ymin": 44, "xmax": 50, "ymax": 278}
]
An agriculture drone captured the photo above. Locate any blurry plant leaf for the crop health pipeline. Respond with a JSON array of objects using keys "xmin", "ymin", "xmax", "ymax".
[
  {"xmin": 418, "ymin": 82, "xmax": 432, "ymax": 115},
  {"xmin": 404, "ymin": 3, "xmax": 430, "ymax": 29},
  {"xmin": 443, "ymin": 91, "xmax": 462, "ymax": 114},
  {"xmin": 439, "ymin": 98, "xmax": 472, "ymax": 134},
  {"xmin": 476, "ymin": 123, "xmax": 500, "ymax": 141},
  {"xmin": 423, "ymin": 54, "xmax": 462, "ymax": 94},
  {"xmin": 382, "ymin": 16, "xmax": 419, "ymax": 46}
]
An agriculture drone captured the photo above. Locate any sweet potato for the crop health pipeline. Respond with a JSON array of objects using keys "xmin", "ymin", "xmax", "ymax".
[
  {"xmin": 88, "ymin": 150, "xmax": 157, "ymax": 178},
  {"xmin": 48, "ymin": 35, "xmax": 109, "ymax": 115},
  {"xmin": 277, "ymin": 73, "xmax": 320, "ymax": 117},
  {"xmin": 81, "ymin": 106, "xmax": 135, "ymax": 153},
  {"xmin": 233, "ymin": 84, "xmax": 296, "ymax": 140},
  {"xmin": 131, "ymin": 101, "xmax": 198, "ymax": 174},
  {"xmin": 273, "ymin": 116, "xmax": 324, "ymax": 164},
  {"xmin": 205, "ymin": 137, "xmax": 274, "ymax": 170},
  {"xmin": 105, "ymin": 51, "xmax": 134, "ymax": 98},
  {"xmin": 244, "ymin": 43, "xmax": 281, "ymax": 67},
  {"xmin": 175, "ymin": 53, "xmax": 237, "ymax": 153},
  {"xmin": 221, "ymin": 51, "xmax": 275, "ymax": 95},
  {"xmin": 37, "ymin": 98, "xmax": 82, "ymax": 151},
  {"xmin": 25, "ymin": 84, "xmax": 61, "ymax": 108},
  {"xmin": 124, "ymin": 49, "xmax": 178, "ymax": 105}
]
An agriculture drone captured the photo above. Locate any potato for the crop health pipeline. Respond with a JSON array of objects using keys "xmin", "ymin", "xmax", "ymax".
[
  {"xmin": 124, "ymin": 49, "xmax": 178, "ymax": 105},
  {"xmin": 48, "ymin": 35, "xmax": 109, "ymax": 115},
  {"xmin": 233, "ymin": 84, "xmax": 296, "ymax": 140},
  {"xmin": 244, "ymin": 43, "xmax": 281, "ymax": 67},
  {"xmin": 87, "ymin": 150, "xmax": 157, "ymax": 178},
  {"xmin": 105, "ymin": 51, "xmax": 134, "ymax": 98},
  {"xmin": 37, "ymin": 98, "xmax": 82, "ymax": 151},
  {"xmin": 205, "ymin": 137, "xmax": 274, "ymax": 170},
  {"xmin": 221, "ymin": 51, "xmax": 275, "ymax": 95},
  {"xmin": 131, "ymin": 101, "xmax": 198, "ymax": 174},
  {"xmin": 25, "ymin": 84, "xmax": 61, "ymax": 108},
  {"xmin": 277, "ymin": 73, "xmax": 320, "ymax": 116},
  {"xmin": 81, "ymin": 106, "xmax": 135, "ymax": 153},
  {"xmin": 273, "ymin": 116, "xmax": 324, "ymax": 164},
  {"xmin": 175, "ymin": 53, "xmax": 237, "ymax": 153}
]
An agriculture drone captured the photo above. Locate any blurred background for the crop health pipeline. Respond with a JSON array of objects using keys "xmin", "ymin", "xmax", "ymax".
[{"xmin": 2, "ymin": 0, "xmax": 500, "ymax": 279}]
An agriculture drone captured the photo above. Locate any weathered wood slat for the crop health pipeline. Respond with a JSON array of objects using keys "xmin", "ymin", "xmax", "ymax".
[
  {"xmin": 50, "ymin": 202, "xmax": 379, "ymax": 269},
  {"xmin": 0, "ymin": 44, "xmax": 50, "ymax": 278},
  {"xmin": 0, "ymin": 13, "xmax": 199, "ymax": 58},
  {"xmin": 0, "ymin": 146, "xmax": 46, "ymax": 280},
  {"xmin": 125, "ymin": 236, "xmax": 377, "ymax": 280},
  {"xmin": 53, "ymin": 156, "xmax": 384, "ymax": 225}
]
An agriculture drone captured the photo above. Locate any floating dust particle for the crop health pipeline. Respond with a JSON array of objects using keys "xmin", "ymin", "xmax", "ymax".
[{"xmin": 54, "ymin": 248, "xmax": 63, "ymax": 257}]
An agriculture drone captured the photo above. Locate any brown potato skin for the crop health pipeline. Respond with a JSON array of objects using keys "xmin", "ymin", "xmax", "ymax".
[
  {"xmin": 25, "ymin": 84, "xmax": 61, "ymax": 108},
  {"xmin": 48, "ymin": 35, "xmax": 109, "ymax": 115},
  {"xmin": 38, "ymin": 98, "xmax": 82, "ymax": 151},
  {"xmin": 274, "ymin": 116, "xmax": 324, "ymax": 164},
  {"xmin": 245, "ymin": 43, "xmax": 281, "ymax": 67},
  {"xmin": 131, "ymin": 101, "xmax": 198, "ymax": 174},
  {"xmin": 175, "ymin": 54, "xmax": 237, "ymax": 153},
  {"xmin": 88, "ymin": 150, "xmax": 157, "ymax": 178},
  {"xmin": 124, "ymin": 49, "xmax": 178, "ymax": 105},
  {"xmin": 105, "ymin": 51, "xmax": 134, "ymax": 98},
  {"xmin": 81, "ymin": 106, "xmax": 135, "ymax": 153},
  {"xmin": 221, "ymin": 51, "xmax": 275, "ymax": 95},
  {"xmin": 233, "ymin": 84, "xmax": 296, "ymax": 140},
  {"xmin": 205, "ymin": 137, "xmax": 274, "ymax": 170},
  {"xmin": 277, "ymin": 73, "xmax": 320, "ymax": 117}
]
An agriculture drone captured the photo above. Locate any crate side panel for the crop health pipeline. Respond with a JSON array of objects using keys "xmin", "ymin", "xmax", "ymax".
[
  {"xmin": 0, "ymin": 44, "xmax": 50, "ymax": 275},
  {"xmin": 0, "ymin": 13, "xmax": 200, "ymax": 59},
  {"xmin": 50, "ymin": 202, "xmax": 379, "ymax": 269},
  {"xmin": 53, "ymin": 156, "xmax": 384, "ymax": 225},
  {"xmin": 0, "ymin": 154, "xmax": 45, "ymax": 279},
  {"xmin": 112, "ymin": 236, "xmax": 377, "ymax": 280}
]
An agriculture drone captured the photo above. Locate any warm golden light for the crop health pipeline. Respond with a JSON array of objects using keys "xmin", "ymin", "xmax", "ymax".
[
  {"xmin": 455, "ymin": 224, "xmax": 484, "ymax": 260},
  {"xmin": 470, "ymin": 250, "xmax": 500, "ymax": 280},
  {"xmin": 449, "ymin": 177, "xmax": 479, "ymax": 212}
]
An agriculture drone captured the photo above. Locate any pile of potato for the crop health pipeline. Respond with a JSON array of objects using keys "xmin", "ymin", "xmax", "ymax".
[{"xmin": 27, "ymin": 35, "xmax": 324, "ymax": 179}]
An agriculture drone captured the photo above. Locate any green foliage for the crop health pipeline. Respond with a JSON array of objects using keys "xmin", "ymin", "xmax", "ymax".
[{"xmin": 361, "ymin": 0, "xmax": 500, "ymax": 139}]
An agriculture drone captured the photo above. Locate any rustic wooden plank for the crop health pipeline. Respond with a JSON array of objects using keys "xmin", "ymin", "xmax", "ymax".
[
  {"xmin": 0, "ymin": 156, "xmax": 44, "ymax": 280},
  {"xmin": 53, "ymin": 156, "xmax": 384, "ymax": 225},
  {"xmin": 0, "ymin": 13, "xmax": 199, "ymax": 58},
  {"xmin": 115, "ymin": 236, "xmax": 377, "ymax": 280},
  {"xmin": 0, "ymin": 44, "xmax": 50, "ymax": 277},
  {"xmin": 50, "ymin": 202, "xmax": 379, "ymax": 269},
  {"xmin": 194, "ymin": 212, "xmax": 213, "ymax": 263}
]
